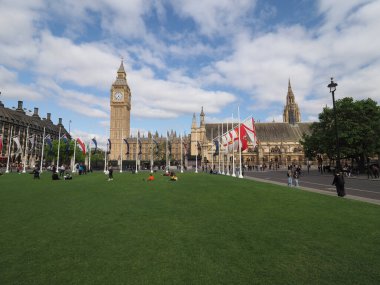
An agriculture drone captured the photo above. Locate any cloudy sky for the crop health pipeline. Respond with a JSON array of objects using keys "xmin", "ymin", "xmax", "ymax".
[{"xmin": 1, "ymin": 0, "xmax": 379, "ymax": 147}]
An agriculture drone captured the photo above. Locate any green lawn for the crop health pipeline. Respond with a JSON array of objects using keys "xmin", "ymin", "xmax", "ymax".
[{"xmin": 0, "ymin": 171, "xmax": 379, "ymax": 284}]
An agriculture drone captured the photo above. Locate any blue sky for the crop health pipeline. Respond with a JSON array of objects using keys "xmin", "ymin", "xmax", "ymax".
[{"xmin": 1, "ymin": 0, "xmax": 379, "ymax": 149}]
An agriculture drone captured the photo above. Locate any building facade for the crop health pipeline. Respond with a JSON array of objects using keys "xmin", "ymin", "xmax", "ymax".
[
  {"xmin": 190, "ymin": 81, "xmax": 311, "ymax": 169},
  {"xmin": 0, "ymin": 100, "xmax": 69, "ymax": 168},
  {"xmin": 107, "ymin": 63, "xmax": 310, "ymax": 169},
  {"xmin": 108, "ymin": 62, "xmax": 190, "ymax": 167},
  {"xmin": 109, "ymin": 61, "xmax": 132, "ymax": 161},
  {"xmin": 121, "ymin": 130, "xmax": 189, "ymax": 169}
]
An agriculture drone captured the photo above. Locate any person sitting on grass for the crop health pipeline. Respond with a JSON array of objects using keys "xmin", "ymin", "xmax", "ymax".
[
  {"xmin": 170, "ymin": 172, "xmax": 178, "ymax": 181},
  {"xmin": 52, "ymin": 172, "xmax": 60, "ymax": 180},
  {"xmin": 64, "ymin": 173, "xmax": 72, "ymax": 180},
  {"xmin": 147, "ymin": 174, "xmax": 155, "ymax": 181}
]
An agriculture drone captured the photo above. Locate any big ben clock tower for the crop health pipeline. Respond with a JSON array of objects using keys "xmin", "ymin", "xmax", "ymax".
[{"xmin": 109, "ymin": 60, "xmax": 131, "ymax": 160}]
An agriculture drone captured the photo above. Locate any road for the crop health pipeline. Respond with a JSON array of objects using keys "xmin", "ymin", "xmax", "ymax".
[{"xmin": 243, "ymin": 169, "xmax": 380, "ymax": 204}]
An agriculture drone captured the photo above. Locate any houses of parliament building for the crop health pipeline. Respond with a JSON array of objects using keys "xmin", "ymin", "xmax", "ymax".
[
  {"xmin": 0, "ymin": 61, "xmax": 310, "ymax": 170},
  {"xmin": 109, "ymin": 61, "xmax": 311, "ymax": 169}
]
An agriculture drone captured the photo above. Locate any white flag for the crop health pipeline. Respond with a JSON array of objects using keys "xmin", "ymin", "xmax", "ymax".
[
  {"xmin": 228, "ymin": 128, "xmax": 240, "ymax": 152},
  {"xmin": 221, "ymin": 133, "xmax": 230, "ymax": 154},
  {"xmin": 29, "ymin": 134, "xmax": 35, "ymax": 151},
  {"xmin": 13, "ymin": 136, "xmax": 22, "ymax": 155}
]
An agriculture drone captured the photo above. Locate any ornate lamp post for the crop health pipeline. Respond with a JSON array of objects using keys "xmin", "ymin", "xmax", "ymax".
[{"xmin": 327, "ymin": 77, "xmax": 341, "ymax": 171}]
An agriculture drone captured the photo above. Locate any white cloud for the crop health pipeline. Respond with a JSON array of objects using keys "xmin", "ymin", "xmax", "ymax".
[
  {"xmin": 45, "ymin": 0, "xmax": 154, "ymax": 39},
  {"xmin": 36, "ymin": 32, "xmax": 119, "ymax": 89},
  {"xmin": 0, "ymin": 0, "xmax": 42, "ymax": 68},
  {"xmin": 170, "ymin": 0, "xmax": 257, "ymax": 36},
  {"xmin": 200, "ymin": 0, "xmax": 380, "ymax": 121},
  {"xmin": 1, "ymin": 0, "xmax": 380, "ymax": 136},
  {"xmin": 130, "ymin": 70, "xmax": 236, "ymax": 118},
  {"xmin": 0, "ymin": 66, "xmax": 43, "ymax": 101}
]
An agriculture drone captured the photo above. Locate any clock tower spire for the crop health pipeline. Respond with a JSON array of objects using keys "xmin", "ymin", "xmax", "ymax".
[{"xmin": 109, "ymin": 59, "xmax": 132, "ymax": 160}]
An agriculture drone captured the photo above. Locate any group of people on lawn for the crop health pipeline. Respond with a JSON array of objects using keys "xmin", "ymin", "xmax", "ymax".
[{"xmin": 148, "ymin": 171, "xmax": 178, "ymax": 181}]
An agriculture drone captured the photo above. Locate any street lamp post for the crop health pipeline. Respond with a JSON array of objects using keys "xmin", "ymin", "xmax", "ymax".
[{"xmin": 328, "ymin": 77, "xmax": 341, "ymax": 171}]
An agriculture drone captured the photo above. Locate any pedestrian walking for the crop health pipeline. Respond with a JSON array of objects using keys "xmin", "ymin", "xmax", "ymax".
[
  {"xmin": 293, "ymin": 170, "xmax": 299, "ymax": 187},
  {"xmin": 287, "ymin": 170, "xmax": 293, "ymax": 187},
  {"xmin": 108, "ymin": 166, "xmax": 113, "ymax": 181},
  {"xmin": 332, "ymin": 171, "xmax": 345, "ymax": 197}
]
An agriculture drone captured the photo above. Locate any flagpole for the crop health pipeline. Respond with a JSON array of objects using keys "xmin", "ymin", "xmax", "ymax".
[
  {"xmin": 104, "ymin": 139, "xmax": 107, "ymax": 174},
  {"xmin": 195, "ymin": 131, "xmax": 198, "ymax": 173},
  {"xmin": 22, "ymin": 125, "xmax": 29, "ymax": 173},
  {"xmin": 238, "ymin": 105, "xmax": 243, "ymax": 178},
  {"xmin": 5, "ymin": 126, "xmax": 13, "ymax": 173},
  {"xmin": 226, "ymin": 120, "xmax": 230, "ymax": 176},
  {"xmin": 231, "ymin": 113, "xmax": 236, "ymax": 177},
  {"xmin": 221, "ymin": 122, "xmax": 225, "ymax": 175},
  {"xmin": 40, "ymin": 127, "xmax": 46, "ymax": 173},
  {"xmin": 119, "ymin": 130, "xmax": 123, "ymax": 173},
  {"xmin": 180, "ymin": 133, "xmax": 183, "ymax": 173},
  {"xmin": 135, "ymin": 132, "xmax": 138, "ymax": 174},
  {"xmin": 168, "ymin": 135, "xmax": 171, "ymax": 171},
  {"xmin": 150, "ymin": 132, "xmax": 153, "ymax": 173},
  {"xmin": 218, "ymin": 124, "xmax": 221, "ymax": 174},
  {"xmin": 88, "ymin": 141, "xmax": 91, "ymax": 172},
  {"xmin": 56, "ymin": 126, "xmax": 61, "ymax": 173},
  {"xmin": 166, "ymin": 133, "xmax": 168, "ymax": 174},
  {"xmin": 72, "ymin": 139, "xmax": 77, "ymax": 173},
  {"xmin": 211, "ymin": 128, "xmax": 214, "ymax": 173}
]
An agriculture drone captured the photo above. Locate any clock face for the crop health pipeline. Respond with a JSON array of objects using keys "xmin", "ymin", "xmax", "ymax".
[{"xmin": 114, "ymin": 92, "xmax": 123, "ymax": 101}]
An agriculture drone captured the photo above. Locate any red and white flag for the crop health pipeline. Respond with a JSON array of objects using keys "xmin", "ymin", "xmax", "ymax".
[
  {"xmin": 228, "ymin": 125, "xmax": 248, "ymax": 152},
  {"xmin": 76, "ymin": 138, "xmax": 86, "ymax": 154},
  {"xmin": 241, "ymin": 117, "xmax": 258, "ymax": 148},
  {"xmin": 236, "ymin": 125, "xmax": 249, "ymax": 152}
]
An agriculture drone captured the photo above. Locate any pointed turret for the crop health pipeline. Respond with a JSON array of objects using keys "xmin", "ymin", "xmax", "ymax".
[
  {"xmin": 286, "ymin": 79, "xmax": 295, "ymax": 104},
  {"xmin": 118, "ymin": 60, "xmax": 126, "ymax": 74},
  {"xmin": 283, "ymin": 79, "xmax": 301, "ymax": 124},
  {"xmin": 200, "ymin": 106, "xmax": 205, "ymax": 127},
  {"xmin": 113, "ymin": 59, "xmax": 127, "ymax": 85},
  {"xmin": 191, "ymin": 113, "xmax": 197, "ymax": 129}
]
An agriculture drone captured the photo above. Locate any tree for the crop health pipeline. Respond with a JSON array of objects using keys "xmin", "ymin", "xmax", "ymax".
[
  {"xmin": 44, "ymin": 140, "xmax": 74, "ymax": 165},
  {"xmin": 301, "ymin": 97, "xmax": 380, "ymax": 171},
  {"xmin": 44, "ymin": 140, "xmax": 87, "ymax": 165}
]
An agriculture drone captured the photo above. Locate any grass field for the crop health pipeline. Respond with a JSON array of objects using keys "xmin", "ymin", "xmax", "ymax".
[{"xmin": 1, "ymin": 171, "xmax": 380, "ymax": 284}]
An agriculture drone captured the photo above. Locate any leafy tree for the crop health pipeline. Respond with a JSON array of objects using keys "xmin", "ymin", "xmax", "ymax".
[
  {"xmin": 43, "ymin": 140, "xmax": 88, "ymax": 165},
  {"xmin": 44, "ymin": 140, "xmax": 74, "ymax": 165},
  {"xmin": 301, "ymin": 97, "xmax": 380, "ymax": 171}
]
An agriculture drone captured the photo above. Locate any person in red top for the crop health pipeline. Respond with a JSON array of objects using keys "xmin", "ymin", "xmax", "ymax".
[{"xmin": 147, "ymin": 174, "xmax": 154, "ymax": 181}]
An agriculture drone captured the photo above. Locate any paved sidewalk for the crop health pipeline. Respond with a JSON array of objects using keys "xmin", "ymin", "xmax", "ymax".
[{"xmin": 244, "ymin": 174, "xmax": 380, "ymax": 206}]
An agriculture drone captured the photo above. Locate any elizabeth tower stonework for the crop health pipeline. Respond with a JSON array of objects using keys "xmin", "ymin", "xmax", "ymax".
[{"xmin": 109, "ymin": 61, "xmax": 131, "ymax": 160}]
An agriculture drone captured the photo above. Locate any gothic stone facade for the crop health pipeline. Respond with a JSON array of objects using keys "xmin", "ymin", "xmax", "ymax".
[
  {"xmin": 109, "ymin": 62, "xmax": 189, "ymax": 165},
  {"xmin": 0, "ymin": 100, "xmax": 69, "ymax": 167},
  {"xmin": 109, "ymin": 61, "xmax": 132, "ymax": 161},
  {"xmin": 190, "ymin": 81, "xmax": 311, "ymax": 168}
]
